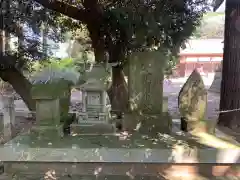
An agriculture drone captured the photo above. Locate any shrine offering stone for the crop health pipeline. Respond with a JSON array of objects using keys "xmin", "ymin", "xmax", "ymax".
[{"xmin": 178, "ymin": 69, "xmax": 207, "ymax": 132}]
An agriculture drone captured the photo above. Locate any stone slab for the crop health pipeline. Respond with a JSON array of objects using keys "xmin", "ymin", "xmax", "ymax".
[
  {"xmin": 2, "ymin": 132, "xmax": 240, "ymax": 164},
  {"xmin": 29, "ymin": 125, "xmax": 64, "ymax": 138},
  {"xmin": 162, "ymin": 96, "xmax": 168, "ymax": 113},
  {"xmin": 0, "ymin": 146, "xmax": 239, "ymax": 163},
  {"xmin": 35, "ymin": 99, "xmax": 60, "ymax": 126},
  {"xmin": 3, "ymin": 162, "xmax": 239, "ymax": 177},
  {"xmin": 70, "ymin": 123, "xmax": 115, "ymax": 135}
]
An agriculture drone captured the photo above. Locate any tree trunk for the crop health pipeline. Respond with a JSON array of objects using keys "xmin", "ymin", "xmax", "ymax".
[
  {"xmin": 0, "ymin": 68, "xmax": 35, "ymax": 111},
  {"xmin": 107, "ymin": 65, "xmax": 128, "ymax": 112},
  {"xmin": 218, "ymin": 0, "xmax": 240, "ymax": 130}
]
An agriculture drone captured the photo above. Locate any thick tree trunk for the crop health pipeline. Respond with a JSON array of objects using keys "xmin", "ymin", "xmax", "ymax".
[
  {"xmin": 218, "ymin": 0, "xmax": 240, "ymax": 130},
  {"xmin": 107, "ymin": 65, "xmax": 128, "ymax": 112},
  {"xmin": 0, "ymin": 68, "xmax": 35, "ymax": 111}
]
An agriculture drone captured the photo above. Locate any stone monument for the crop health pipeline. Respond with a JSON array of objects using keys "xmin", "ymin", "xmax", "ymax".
[
  {"xmin": 178, "ymin": 69, "xmax": 207, "ymax": 132},
  {"xmin": 125, "ymin": 50, "xmax": 171, "ymax": 134}
]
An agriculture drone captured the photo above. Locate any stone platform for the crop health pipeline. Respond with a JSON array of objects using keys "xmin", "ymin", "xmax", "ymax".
[{"xmin": 0, "ymin": 131, "xmax": 239, "ymax": 179}]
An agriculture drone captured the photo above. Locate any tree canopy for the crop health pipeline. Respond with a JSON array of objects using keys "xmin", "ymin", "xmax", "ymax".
[
  {"xmin": 0, "ymin": 0, "xmax": 78, "ymax": 70},
  {"xmin": 0, "ymin": 0, "xmax": 210, "ymax": 111},
  {"xmin": 35, "ymin": 0, "xmax": 209, "ymax": 65}
]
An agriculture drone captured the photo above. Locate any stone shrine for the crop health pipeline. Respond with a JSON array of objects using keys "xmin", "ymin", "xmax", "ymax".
[
  {"xmin": 71, "ymin": 63, "xmax": 114, "ymax": 134},
  {"xmin": 78, "ymin": 79, "xmax": 111, "ymax": 124}
]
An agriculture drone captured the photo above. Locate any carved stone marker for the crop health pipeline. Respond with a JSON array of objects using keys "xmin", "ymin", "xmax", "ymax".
[
  {"xmin": 128, "ymin": 51, "xmax": 165, "ymax": 113},
  {"xmin": 178, "ymin": 69, "xmax": 207, "ymax": 132},
  {"xmin": 1, "ymin": 95, "xmax": 15, "ymax": 140},
  {"xmin": 125, "ymin": 51, "xmax": 171, "ymax": 133}
]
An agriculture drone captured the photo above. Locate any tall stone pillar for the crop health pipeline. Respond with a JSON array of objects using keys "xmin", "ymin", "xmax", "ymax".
[{"xmin": 126, "ymin": 51, "xmax": 171, "ymax": 133}]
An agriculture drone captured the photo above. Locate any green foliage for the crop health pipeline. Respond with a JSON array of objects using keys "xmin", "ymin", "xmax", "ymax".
[
  {"xmin": 35, "ymin": 0, "xmax": 210, "ymax": 67},
  {"xmin": 0, "ymin": 0, "xmax": 80, "ymax": 71},
  {"xmin": 100, "ymin": 0, "xmax": 209, "ymax": 63},
  {"xmin": 192, "ymin": 12, "xmax": 224, "ymax": 39},
  {"xmin": 164, "ymin": 56, "xmax": 179, "ymax": 76}
]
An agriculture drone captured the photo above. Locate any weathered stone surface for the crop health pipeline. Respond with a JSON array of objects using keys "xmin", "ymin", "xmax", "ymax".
[
  {"xmin": 30, "ymin": 125, "xmax": 64, "ymax": 138},
  {"xmin": 178, "ymin": 69, "xmax": 207, "ymax": 131},
  {"xmin": 209, "ymin": 68, "xmax": 222, "ymax": 93},
  {"xmin": 77, "ymin": 63, "xmax": 112, "ymax": 126},
  {"xmin": 122, "ymin": 112, "xmax": 172, "ymax": 134},
  {"xmin": 128, "ymin": 51, "xmax": 166, "ymax": 114},
  {"xmin": 70, "ymin": 123, "xmax": 115, "ymax": 135},
  {"xmin": 0, "ymin": 96, "xmax": 15, "ymax": 141},
  {"xmin": 35, "ymin": 99, "xmax": 60, "ymax": 126},
  {"xmin": 31, "ymin": 80, "xmax": 71, "ymax": 117}
]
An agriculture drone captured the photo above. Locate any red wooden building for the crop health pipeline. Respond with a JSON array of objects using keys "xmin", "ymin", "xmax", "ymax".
[{"xmin": 174, "ymin": 39, "xmax": 223, "ymax": 77}]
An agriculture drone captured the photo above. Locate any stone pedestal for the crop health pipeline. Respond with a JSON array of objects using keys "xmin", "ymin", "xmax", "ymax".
[
  {"xmin": 128, "ymin": 51, "xmax": 166, "ymax": 114},
  {"xmin": 1, "ymin": 95, "xmax": 15, "ymax": 140},
  {"xmin": 30, "ymin": 125, "xmax": 63, "ymax": 138},
  {"xmin": 31, "ymin": 98, "xmax": 63, "ymax": 137},
  {"xmin": 122, "ymin": 112, "xmax": 172, "ymax": 134},
  {"xmin": 35, "ymin": 99, "xmax": 60, "ymax": 126}
]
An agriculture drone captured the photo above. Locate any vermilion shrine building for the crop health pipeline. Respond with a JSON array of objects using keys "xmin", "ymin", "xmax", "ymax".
[{"xmin": 174, "ymin": 39, "xmax": 223, "ymax": 77}]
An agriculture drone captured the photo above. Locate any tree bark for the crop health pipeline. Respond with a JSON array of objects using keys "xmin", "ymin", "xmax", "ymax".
[
  {"xmin": 0, "ymin": 67, "xmax": 35, "ymax": 111},
  {"xmin": 107, "ymin": 65, "xmax": 128, "ymax": 112},
  {"xmin": 218, "ymin": 0, "xmax": 240, "ymax": 130}
]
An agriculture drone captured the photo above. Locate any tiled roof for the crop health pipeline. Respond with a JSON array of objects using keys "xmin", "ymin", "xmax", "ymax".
[{"xmin": 180, "ymin": 39, "xmax": 223, "ymax": 55}]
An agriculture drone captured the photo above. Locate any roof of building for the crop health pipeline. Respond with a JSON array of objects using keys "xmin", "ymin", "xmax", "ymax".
[{"xmin": 180, "ymin": 39, "xmax": 223, "ymax": 55}]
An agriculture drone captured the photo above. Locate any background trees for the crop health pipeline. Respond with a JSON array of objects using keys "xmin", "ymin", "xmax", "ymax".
[
  {"xmin": 193, "ymin": 12, "xmax": 224, "ymax": 39},
  {"xmin": 0, "ymin": 0, "xmax": 78, "ymax": 110}
]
